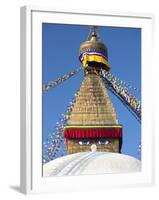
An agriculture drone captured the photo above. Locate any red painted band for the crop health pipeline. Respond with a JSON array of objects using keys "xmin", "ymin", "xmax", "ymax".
[{"xmin": 64, "ymin": 128, "xmax": 122, "ymax": 139}]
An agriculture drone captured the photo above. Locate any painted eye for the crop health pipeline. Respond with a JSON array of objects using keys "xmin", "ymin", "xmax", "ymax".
[
  {"xmin": 98, "ymin": 140, "xmax": 109, "ymax": 145},
  {"xmin": 79, "ymin": 140, "xmax": 90, "ymax": 145}
]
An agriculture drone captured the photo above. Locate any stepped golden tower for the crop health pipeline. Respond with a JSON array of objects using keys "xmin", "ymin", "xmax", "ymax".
[{"xmin": 64, "ymin": 27, "xmax": 122, "ymax": 154}]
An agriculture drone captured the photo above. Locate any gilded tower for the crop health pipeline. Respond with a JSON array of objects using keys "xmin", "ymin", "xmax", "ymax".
[{"xmin": 64, "ymin": 27, "xmax": 122, "ymax": 154}]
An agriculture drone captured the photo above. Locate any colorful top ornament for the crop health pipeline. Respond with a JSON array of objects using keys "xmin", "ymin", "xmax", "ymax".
[{"xmin": 79, "ymin": 30, "xmax": 110, "ymax": 71}]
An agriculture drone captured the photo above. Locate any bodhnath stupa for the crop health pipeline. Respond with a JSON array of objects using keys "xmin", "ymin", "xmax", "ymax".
[
  {"xmin": 43, "ymin": 26, "xmax": 141, "ymax": 176},
  {"xmin": 64, "ymin": 27, "xmax": 122, "ymax": 154}
]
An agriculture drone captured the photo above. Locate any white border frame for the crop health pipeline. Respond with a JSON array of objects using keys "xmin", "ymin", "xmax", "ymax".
[{"xmin": 20, "ymin": 6, "xmax": 154, "ymax": 194}]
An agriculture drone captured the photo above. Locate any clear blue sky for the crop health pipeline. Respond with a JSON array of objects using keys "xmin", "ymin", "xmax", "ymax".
[{"xmin": 42, "ymin": 23, "xmax": 141, "ymax": 159}]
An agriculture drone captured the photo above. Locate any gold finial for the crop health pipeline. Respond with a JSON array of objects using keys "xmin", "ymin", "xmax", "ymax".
[{"xmin": 87, "ymin": 26, "xmax": 98, "ymax": 40}]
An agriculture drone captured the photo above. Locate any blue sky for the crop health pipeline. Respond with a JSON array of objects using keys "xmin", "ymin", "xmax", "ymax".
[{"xmin": 42, "ymin": 23, "xmax": 141, "ymax": 159}]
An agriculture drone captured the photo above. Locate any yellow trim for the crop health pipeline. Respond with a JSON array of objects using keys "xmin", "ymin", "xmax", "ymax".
[
  {"xmin": 82, "ymin": 54, "xmax": 110, "ymax": 68},
  {"xmin": 64, "ymin": 125, "xmax": 122, "ymax": 129}
]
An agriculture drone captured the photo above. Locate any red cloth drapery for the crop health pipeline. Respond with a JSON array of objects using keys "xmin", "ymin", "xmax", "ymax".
[{"xmin": 64, "ymin": 127, "xmax": 122, "ymax": 139}]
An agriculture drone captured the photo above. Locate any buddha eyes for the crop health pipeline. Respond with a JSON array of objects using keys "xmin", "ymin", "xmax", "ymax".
[
  {"xmin": 79, "ymin": 141, "xmax": 90, "ymax": 145},
  {"xmin": 78, "ymin": 140, "xmax": 110, "ymax": 145},
  {"xmin": 98, "ymin": 140, "xmax": 109, "ymax": 145}
]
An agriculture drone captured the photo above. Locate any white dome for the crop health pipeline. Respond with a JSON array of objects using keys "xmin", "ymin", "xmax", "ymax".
[{"xmin": 43, "ymin": 152, "xmax": 141, "ymax": 177}]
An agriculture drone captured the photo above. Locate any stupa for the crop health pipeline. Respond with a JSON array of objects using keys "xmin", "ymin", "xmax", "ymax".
[{"xmin": 64, "ymin": 27, "xmax": 122, "ymax": 154}]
